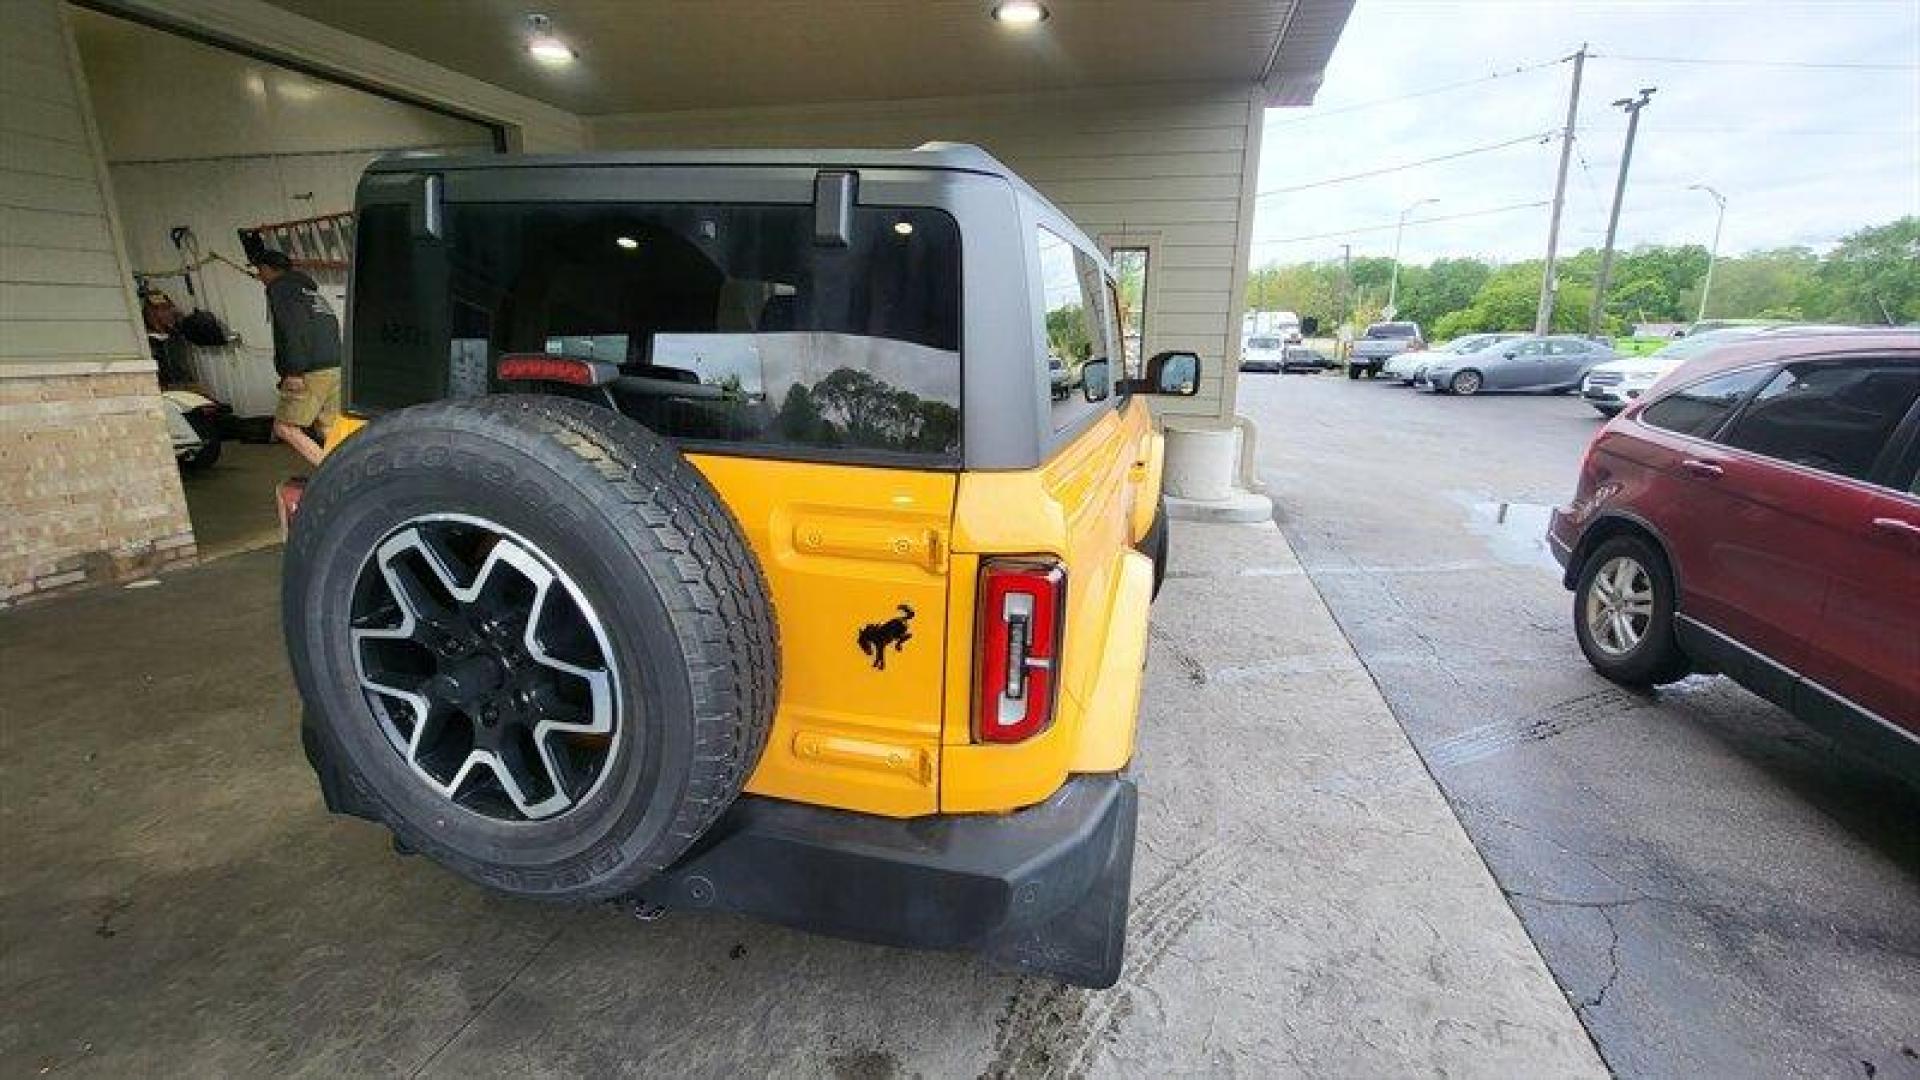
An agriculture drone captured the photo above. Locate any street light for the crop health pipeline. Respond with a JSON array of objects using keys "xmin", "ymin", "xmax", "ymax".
[
  {"xmin": 1387, "ymin": 198, "xmax": 1439, "ymax": 318},
  {"xmin": 1688, "ymin": 183, "xmax": 1727, "ymax": 322}
]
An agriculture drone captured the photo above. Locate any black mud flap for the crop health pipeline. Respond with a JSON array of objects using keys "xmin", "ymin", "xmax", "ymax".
[
  {"xmin": 301, "ymin": 711, "xmax": 380, "ymax": 822},
  {"xmin": 642, "ymin": 775, "xmax": 1139, "ymax": 989},
  {"xmin": 980, "ymin": 778, "xmax": 1137, "ymax": 988}
]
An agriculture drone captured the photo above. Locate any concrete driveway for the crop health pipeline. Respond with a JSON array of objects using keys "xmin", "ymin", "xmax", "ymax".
[
  {"xmin": 1240, "ymin": 370, "xmax": 1920, "ymax": 1079},
  {"xmin": 0, "ymin": 516, "xmax": 1601, "ymax": 1077}
]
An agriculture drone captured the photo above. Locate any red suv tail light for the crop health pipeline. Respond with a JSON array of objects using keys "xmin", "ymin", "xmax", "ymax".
[
  {"xmin": 497, "ymin": 354, "xmax": 618, "ymax": 387},
  {"xmin": 975, "ymin": 559, "xmax": 1065, "ymax": 744}
]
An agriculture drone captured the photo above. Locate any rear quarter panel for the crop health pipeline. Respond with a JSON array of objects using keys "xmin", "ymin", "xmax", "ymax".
[{"xmin": 941, "ymin": 397, "xmax": 1159, "ymax": 811}]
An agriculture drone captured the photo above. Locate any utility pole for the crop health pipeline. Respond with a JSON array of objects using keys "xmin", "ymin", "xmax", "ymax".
[
  {"xmin": 1340, "ymin": 243, "xmax": 1352, "ymax": 324},
  {"xmin": 1339, "ymin": 244, "xmax": 1352, "ymax": 360},
  {"xmin": 1588, "ymin": 87, "xmax": 1657, "ymax": 336},
  {"xmin": 1534, "ymin": 45, "xmax": 1586, "ymax": 336},
  {"xmin": 1688, "ymin": 183, "xmax": 1727, "ymax": 321},
  {"xmin": 1387, "ymin": 198, "xmax": 1438, "ymax": 319}
]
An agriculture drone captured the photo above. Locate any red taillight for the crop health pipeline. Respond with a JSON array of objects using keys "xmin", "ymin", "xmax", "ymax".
[
  {"xmin": 975, "ymin": 559, "xmax": 1065, "ymax": 744},
  {"xmin": 497, "ymin": 354, "xmax": 617, "ymax": 387}
]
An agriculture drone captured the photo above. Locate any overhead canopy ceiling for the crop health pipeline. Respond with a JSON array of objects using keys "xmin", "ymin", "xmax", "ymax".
[{"xmin": 253, "ymin": 0, "xmax": 1354, "ymax": 116}]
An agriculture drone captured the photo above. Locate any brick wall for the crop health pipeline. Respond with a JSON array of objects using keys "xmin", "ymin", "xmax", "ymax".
[{"xmin": 0, "ymin": 370, "xmax": 196, "ymax": 606}]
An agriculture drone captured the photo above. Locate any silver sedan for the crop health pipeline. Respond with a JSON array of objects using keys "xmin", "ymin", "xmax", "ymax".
[{"xmin": 1416, "ymin": 334, "xmax": 1618, "ymax": 395}]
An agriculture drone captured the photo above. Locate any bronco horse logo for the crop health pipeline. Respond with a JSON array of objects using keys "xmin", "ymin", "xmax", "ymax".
[{"xmin": 857, "ymin": 604, "xmax": 915, "ymax": 671}]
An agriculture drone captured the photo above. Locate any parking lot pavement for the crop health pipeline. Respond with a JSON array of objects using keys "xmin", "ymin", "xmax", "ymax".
[
  {"xmin": 0, "ymin": 519, "xmax": 1602, "ymax": 1077},
  {"xmin": 1239, "ymin": 370, "xmax": 1920, "ymax": 1080}
]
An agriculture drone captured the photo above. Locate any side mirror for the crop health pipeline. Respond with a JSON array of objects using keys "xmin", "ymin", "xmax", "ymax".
[
  {"xmin": 1503, "ymin": 351, "xmax": 1518, "ymax": 360},
  {"xmin": 1144, "ymin": 350, "xmax": 1201, "ymax": 396},
  {"xmin": 1081, "ymin": 359, "xmax": 1112, "ymax": 402}
]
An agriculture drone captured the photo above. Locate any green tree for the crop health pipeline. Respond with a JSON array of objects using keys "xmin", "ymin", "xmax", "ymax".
[
  {"xmin": 775, "ymin": 382, "xmax": 834, "ymax": 445},
  {"xmin": 1398, "ymin": 257, "xmax": 1491, "ymax": 330},
  {"xmin": 1246, "ymin": 263, "xmax": 1341, "ymax": 328},
  {"xmin": 1816, "ymin": 216, "xmax": 1919, "ymax": 324},
  {"xmin": 1431, "ymin": 264, "xmax": 1593, "ymax": 337},
  {"xmin": 1044, "ymin": 304, "xmax": 1092, "ymax": 367},
  {"xmin": 1678, "ymin": 247, "xmax": 1820, "ymax": 320}
]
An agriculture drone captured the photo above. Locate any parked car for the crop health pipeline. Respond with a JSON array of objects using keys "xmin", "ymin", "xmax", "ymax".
[
  {"xmin": 1347, "ymin": 320, "xmax": 1423, "ymax": 379},
  {"xmin": 1240, "ymin": 335, "xmax": 1288, "ymax": 373},
  {"xmin": 1549, "ymin": 330, "xmax": 1920, "ymax": 776},
  {"xmin": 278, "ymin": 145, "xmax": 1201, "ymax": 989},
  {"xmin": 1382, "ymin": 332, "xmax": 1519, "ymax": 385},
  {"xmin": 1581, "ymin": 325, "xmax": 1850, "ymax": 416},
  {"xmin": 1281, "ymin": 345, "xmax": 1335, "ymax": 373},
  {"xmin": 1416, "ymin": 333, "xmax": 1616, "ymax": 395}
]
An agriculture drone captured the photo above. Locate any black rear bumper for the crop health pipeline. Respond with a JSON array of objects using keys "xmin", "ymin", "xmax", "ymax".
[
  {"xmin": 643, "ymin": 775, "xmax": 1139, "ymax": 988},
  {"xmin": 307, "ymin": 709, "xmax": 1138, "ymax": 988}
]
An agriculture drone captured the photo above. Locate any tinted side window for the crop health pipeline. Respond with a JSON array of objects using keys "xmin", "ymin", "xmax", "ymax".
[
  {"xmin": 1037, "ymin": 227, "xmax": 1114, "ymax": 433},
  {"xmin": 1641, "ymin": 367, "xmax": 1773, "ymax": 438},
  {"xmin": 1720, "ymin": 360, "xmax": 1920, "ymax": 483}
]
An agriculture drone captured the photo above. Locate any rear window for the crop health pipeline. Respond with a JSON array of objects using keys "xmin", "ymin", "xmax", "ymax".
[
  {"xmin": 1247, "ymin": 337, "xmax": 1282, "ymax": 350},
  {"xmin": 350, "ymin": 200, "xmax": 962, "ymax": 463},
  {"xmin": 1367, "ymin": 323, "xmax": 1417, "ymax": 339}
]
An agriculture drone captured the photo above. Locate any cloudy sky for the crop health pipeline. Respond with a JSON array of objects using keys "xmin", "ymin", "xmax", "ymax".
[{"xmin": 1250, "ymin": 0, "xmax": 1920, "ymax": 269}]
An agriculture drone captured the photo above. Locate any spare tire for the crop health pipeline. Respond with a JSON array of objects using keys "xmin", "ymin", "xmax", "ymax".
[{"xmin": 283, "ymin": 395, "xmax": 779, "ymax": 902}]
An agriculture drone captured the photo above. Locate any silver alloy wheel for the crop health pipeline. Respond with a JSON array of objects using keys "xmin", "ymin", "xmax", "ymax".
[
  {"xmin": 1452, "ymin": 370, "xmax": 1483, "ymax": 395},
  {"xmin": 350, "ymin": 514, "xmax": 620, "ymax": 823},
  {"xmin": 1585, "ymin": 554, "xmax": 1655, "ymax": 657}
]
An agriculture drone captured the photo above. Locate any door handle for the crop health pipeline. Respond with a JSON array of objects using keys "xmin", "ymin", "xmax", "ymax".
[
  {"xmin": 1680, "ymin": 459, "xmax": 1724, "ymax": 478},
  {"xmin": 1871, "ymin": 517, "xmax": 1920, "ymax": 540}
]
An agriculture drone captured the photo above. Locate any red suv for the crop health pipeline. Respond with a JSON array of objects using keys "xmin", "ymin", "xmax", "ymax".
[{"xmin": 1548, "ymin": 330, "xmax": 1920, "ymax": 774}]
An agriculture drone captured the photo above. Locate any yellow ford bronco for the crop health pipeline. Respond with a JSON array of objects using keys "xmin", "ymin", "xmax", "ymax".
[{"xmin": 282, "ymin": 145, "xmax": 1197, "ymax": 987}]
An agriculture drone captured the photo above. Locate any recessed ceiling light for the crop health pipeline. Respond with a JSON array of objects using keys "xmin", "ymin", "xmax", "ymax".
[
  {"xmin": 615, "ymin": 236, "xmax": 639, "ymax": 250},
  {"xmin": 991, "ymin": 1, "xmax": 1048, "ymax": 26},
  {"xmin": 525, "ymin": 13, "xmax": 577, "ymax": 64},
  {"xmin": 893, "ymin": 221, "xmax": 915, "ymax": 236}
]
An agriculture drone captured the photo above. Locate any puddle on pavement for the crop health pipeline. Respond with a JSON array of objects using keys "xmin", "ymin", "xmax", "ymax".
[{"xmin": 1451, "ymin": 494, "xmax": 1562, "ymax": 571}]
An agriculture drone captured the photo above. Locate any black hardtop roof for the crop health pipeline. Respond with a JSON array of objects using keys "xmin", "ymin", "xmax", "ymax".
[
  {"xmin": 367, "ymin": 141, "xmax": 1012, "ymax": 177},
  {"xmin": 365, "ymin": 141, "xmax": 1079, "ymax": 229},
  {"xmin": 367, "ymin": 142, "xmax": 1111, "ymax": 272}
]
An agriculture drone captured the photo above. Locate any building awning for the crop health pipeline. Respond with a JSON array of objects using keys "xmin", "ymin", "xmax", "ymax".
[{"xmin": 252, "ymin": 0, "xmax": 1354, "ymax": 114}]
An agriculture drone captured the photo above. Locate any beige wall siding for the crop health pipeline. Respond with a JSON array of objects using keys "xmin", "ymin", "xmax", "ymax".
[
  {"xmin": 0, "ymin": 0, "xmax": 145, "ymax": 369},
  {"xmin": 590, "ymin": 82, "xmax": 1264, "ymax": 421},
  {"xmin": 1, "ymin": 0, "xmax": 195, "ymax": 604}
]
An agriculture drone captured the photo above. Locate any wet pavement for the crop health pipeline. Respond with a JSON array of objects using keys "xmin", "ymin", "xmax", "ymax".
[{"xmin": 1242, "ymin": 371, "xmax": 1920, "ymax": 1080}]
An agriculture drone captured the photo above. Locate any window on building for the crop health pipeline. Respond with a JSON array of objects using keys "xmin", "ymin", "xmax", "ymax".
[
  {"xmin": 1108, "ymin": 246, "xmax": 1150, "ymax": 378},
  {"xmin": 1719, "ymin": 360, "xmax": 1920, "ymax": 482}
]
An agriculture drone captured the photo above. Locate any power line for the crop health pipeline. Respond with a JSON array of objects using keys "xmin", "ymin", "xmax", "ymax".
[
  {"xmin": 1264, "ymin": 54, "xmax": 1570, "ymax": 129},
  {"xmin": 1253, "ymin": 200, "xmax": 1552, "ymax": 247},
  {"xmin": 1591, "ymin": 52, "xmax": 1920, "ymax": 72},
  {"xmin": 1256, "ymin": 131, "xmax": 1556, "ymax": 197},
  {"xmin": 1576, "ymin": 124, "xmax": 1917, "ymax": 137}
]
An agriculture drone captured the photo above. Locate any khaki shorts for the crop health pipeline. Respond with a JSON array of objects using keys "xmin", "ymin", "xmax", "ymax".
[{"xmin": 276, "ymin": 367, "xmax": 341, "ymax": 430}]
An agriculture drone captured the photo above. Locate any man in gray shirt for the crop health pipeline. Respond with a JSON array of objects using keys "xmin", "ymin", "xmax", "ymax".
[{"xmin": 255, "ymin": 250, "xmax": 341, "ymax": 466}]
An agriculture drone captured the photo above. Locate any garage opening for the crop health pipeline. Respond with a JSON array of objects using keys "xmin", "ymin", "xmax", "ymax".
[{"xmin": 67, "ymin": 5, "xmax": 498, "ymax": 561}]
